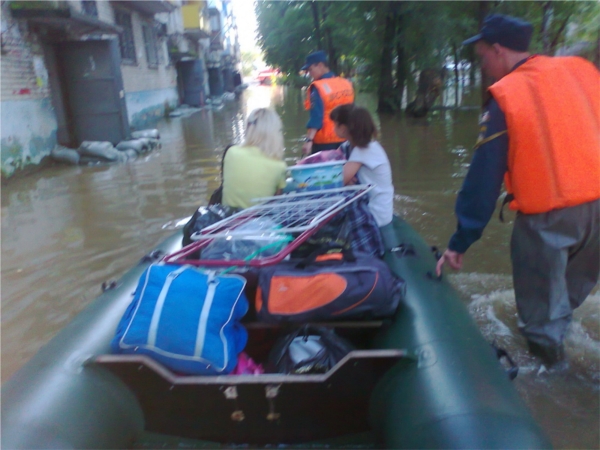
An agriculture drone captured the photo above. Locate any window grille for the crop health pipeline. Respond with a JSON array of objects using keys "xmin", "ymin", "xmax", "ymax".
[
  {"xmin": 115, "ymin": 9, "xmax": 136, "ymax": 63},
  {"xmin": 142, "ymin": 23, "xmax": 159, "ymax": 68}
]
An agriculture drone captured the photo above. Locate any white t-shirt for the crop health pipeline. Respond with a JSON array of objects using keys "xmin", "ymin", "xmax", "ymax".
[{"xmin": 348, "ymin": 140, "xmax": 394, "ymax": 226}]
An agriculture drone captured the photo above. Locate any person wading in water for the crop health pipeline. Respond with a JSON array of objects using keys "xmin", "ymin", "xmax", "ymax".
[{"xmin": 436, "ymin": 14, "xmax": 600, "ymax": 368}]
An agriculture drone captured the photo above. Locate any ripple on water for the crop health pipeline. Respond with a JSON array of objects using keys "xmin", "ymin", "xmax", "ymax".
[
  {"xmin": 452, "ymin": 273, "xmax": 599, "ymax": 382},
  {"xmin": 448, "ymin": 272, "xmax": 599, "ymax": 449}
]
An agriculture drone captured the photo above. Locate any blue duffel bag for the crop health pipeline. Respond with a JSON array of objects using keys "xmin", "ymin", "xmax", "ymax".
[{"xmin": 111, "ymin": 264, "xmax": 248, "ymax": 375}]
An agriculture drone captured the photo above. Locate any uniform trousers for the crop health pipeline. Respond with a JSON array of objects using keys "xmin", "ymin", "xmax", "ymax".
[{"xmin": 511, "ymin": 198, "xmax": 599, "ymax": 348}]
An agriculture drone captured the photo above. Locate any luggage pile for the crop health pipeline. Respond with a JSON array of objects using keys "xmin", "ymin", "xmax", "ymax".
[{"xmin": 112, "ymin": 186, "xmax": 405, "ymax": 375}]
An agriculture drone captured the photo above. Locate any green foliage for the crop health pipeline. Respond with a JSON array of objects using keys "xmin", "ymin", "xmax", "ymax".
[
  {"xmin": 255, "ymin": 1, "xmax": 598, "ymax": 105},
  {"xmin": 9, "ymin": 1, "xmax": 62, "ymax": 10}
]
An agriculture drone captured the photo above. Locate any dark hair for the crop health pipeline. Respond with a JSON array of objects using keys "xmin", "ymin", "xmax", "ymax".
[{"xmin": 330, "ymin": 104, "xmax": 377, "ymax": 148}]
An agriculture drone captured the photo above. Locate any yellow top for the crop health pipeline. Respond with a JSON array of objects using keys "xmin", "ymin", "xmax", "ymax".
[{"xmin": 222, "ymin": 145, "xmax": 287, "ymax": 209}]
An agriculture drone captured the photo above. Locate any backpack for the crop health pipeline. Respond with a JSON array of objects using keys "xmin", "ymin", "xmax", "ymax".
[{"xmin": 256, "ymin": 246, "xmax": 404, "ymax": 324}]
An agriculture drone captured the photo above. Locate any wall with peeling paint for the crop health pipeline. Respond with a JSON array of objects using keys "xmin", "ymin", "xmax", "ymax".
[
  {"xmin": 1, "ymin": 3, "xmax": 57, "ymax": 178},
  {"xmin": 126, "ymin": 87, "xmax": 179, "ymax": 130},
  {"xmin": 1, "ymin": 98, "xmax": 58, "ymax": 177}
]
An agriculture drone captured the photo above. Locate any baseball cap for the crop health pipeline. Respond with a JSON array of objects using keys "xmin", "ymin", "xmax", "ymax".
[
  {"xmin": 301, "ymin": 51, "xmax": 328, "ymax": 71},
  {"xmin": 463, "ymin": 14, "xmax": 533, "ymax": 51}
]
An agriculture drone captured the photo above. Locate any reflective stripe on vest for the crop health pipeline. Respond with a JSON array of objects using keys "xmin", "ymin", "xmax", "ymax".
[
  {"xmin": 489, "ymin": 55, "xmax": 600, "ymax": 214},
  {"xmin": 305, "ymin": 77, "xmax": 354, "ymax": 144}
]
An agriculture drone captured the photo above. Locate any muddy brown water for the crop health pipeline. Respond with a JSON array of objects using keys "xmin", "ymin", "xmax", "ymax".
[{"xmin": 2, "ymin": 85, "xmax": 598, "ymax": 448}]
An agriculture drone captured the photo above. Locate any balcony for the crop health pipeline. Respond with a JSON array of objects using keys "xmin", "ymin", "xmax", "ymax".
[
  {"xmin": 10, "ymin": 1, "xmax": 122, "ymax": 35},
  {"xmin": 182, "ymin": 2, "xmax": 210, "ymax": 40}
]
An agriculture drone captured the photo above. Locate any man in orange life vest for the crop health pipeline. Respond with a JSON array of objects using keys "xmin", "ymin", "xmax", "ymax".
[
  {"xmin": 436, "ymin": 14, "xmax": 600, "ymax": 367},
  {"xmin": 301, "ymin": 51, "xmax": 355, "ymax": 155}
]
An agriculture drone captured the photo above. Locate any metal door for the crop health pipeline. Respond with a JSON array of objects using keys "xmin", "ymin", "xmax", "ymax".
[
  {"xmin": 57, "ymin": 40, "xmax": 129, "ymax": 145},
  {"xmin": 178, "ymin": 60, "xmax": 205, "ymax": 107},
  {"xmin": 208, "ymin": 68, "xmax": 224, "ymax": 97}
]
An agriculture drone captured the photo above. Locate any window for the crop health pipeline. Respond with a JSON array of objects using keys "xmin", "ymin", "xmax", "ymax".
[
  {"xmin": 142, "ymin": 23, "xmax": 158, "ymax": 68},
  {"xmin": 81, "ymin": 0, "xmax": 98, "ymax": 17},
  {"xmin": 114, "ymin": 9, "xmax": 136, "ymax": 63}
]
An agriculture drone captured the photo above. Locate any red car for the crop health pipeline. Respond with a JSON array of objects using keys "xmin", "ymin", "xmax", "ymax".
[{"xmin": 256, "ymin": 68, "xmax": 280, "ymax": 85}]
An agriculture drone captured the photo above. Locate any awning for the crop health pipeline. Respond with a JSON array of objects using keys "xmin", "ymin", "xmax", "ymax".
[{"xmin": 10, "ymin": 8, "xmax": 123, "ymax": 35}]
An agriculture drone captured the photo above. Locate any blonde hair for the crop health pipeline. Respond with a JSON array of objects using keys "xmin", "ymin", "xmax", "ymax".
[{"xmin": 243, "ymin": 108, "xmax": 285, "ymax": 159}]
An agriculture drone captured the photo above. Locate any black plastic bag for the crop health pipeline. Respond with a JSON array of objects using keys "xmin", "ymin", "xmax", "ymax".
[
  {"xmin": 182, "ymin": 204, "xmax": 238, "ymax": 247},
  {"xmin": 267, "ymin": 326, "xmax": 355, "ymax": 374}
]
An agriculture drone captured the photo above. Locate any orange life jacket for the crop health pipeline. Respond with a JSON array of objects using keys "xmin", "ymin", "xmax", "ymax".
[
  {"xmin": 489, "ymin": 55, "xmax": 600, "ymax": 214},
  {"xmin": 305, "ymin": 77, "xmax": 354, "ymax": 144}
]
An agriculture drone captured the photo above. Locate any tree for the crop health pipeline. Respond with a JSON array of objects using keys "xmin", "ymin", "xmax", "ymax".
[{"xmin": 254, "ymin": 0, "xmax": 599, "ymax": 112}]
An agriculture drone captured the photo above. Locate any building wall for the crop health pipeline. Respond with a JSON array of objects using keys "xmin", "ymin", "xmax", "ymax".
[
  {"xmin": 0, "ymin": 1, "xmax": 184, "ymax": 177},
  {"xmin": 0, "ymin": 2, "xmax": 57, "ymax": 177},
  {"xmin": 116, "ymin": 6, "xmax": 179, "ymax": 130}
]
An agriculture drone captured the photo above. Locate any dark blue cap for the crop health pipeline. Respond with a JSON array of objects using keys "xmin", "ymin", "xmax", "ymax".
[
  {"xmin": 463, "ymin": 14, "xmax": 533, "ymax": 51},
  {"xmin": 301, "ymin": 51, "xmax": 328, "ymax": 71}
]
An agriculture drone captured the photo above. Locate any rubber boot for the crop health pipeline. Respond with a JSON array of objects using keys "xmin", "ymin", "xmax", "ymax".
[{"xmin": 527, "ymin": 341, "xmax": 569, "ymax": 370}]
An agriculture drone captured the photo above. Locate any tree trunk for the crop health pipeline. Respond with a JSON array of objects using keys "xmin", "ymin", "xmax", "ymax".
[
  {"xmin": 541, "ymin": 1, "xmax": 553, "ymax": 55},
  {"xmin": 321, "ymin": 3, "xmax": 338, "ymax": 73},
  {"xmin": 377, "ymin": 7, "xmax": 396, "ymax": 113},
  {"xmin": 395, "ymin": 41, "xmax": 406, "ymax": 110},
  {"xmin": 310, "ymin": 1, "xmax": 322, "ymax": 50},
  {"xmin": 394, "ymin": 12, "xmax": 407, "ymax": 110},
  {"xmin": 453, "ymin": 43, "xmax": 460, "ymax": 107},
  {"xmin": 479, "ymin": 1, "xmax": 492, "ymax": 105}
]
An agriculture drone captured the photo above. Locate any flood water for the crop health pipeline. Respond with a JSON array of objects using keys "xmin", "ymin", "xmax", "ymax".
[{"xmin": 2, "ymin": 84, "xmax": 598, "ymax": 449}]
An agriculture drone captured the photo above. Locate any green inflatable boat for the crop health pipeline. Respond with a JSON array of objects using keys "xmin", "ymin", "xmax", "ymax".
[{"xmin": 1, "ymin": 213, "xmax": 551, "ymax": 449}]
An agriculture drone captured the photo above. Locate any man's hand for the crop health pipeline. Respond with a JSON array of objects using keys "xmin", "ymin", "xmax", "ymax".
[
  {"xmin": 302, "ymin": 140, "xmax": 313, "ymax": 156},
  {"xmin": 435, "ymin": 249, "xmax": 464, "ymax": 276}
]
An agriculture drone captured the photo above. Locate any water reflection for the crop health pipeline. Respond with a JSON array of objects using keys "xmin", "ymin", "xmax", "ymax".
[{"xmin": 1, "ymin": 84, "xmax": 597, "ymax": 449}]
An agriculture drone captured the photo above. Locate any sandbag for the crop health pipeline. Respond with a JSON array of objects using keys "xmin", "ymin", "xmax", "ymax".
[
  {"xmin": 50, "ymin": 145, "xmax": 80, "ymax": 165},
  {"xmin": 111, "ymin": 264, "xmax": 248, "ymax": 375},
  {"xmin": 116, "ymin": 139, "xmax": 149, "ymax": 154},
  {"xmin": 78, "ymin": 141, "xmax": 124, "ymax": 162},
  {"xmin": 123, "ymin": 149, "xmax": 138, "ymax": 160},
  {"xmin": 131, "ymin": 129, "xmax": 160, "ymax": 140},
  {"xmin": 256, "ymin": 247, "xmax": 404, "ymax": 323}
]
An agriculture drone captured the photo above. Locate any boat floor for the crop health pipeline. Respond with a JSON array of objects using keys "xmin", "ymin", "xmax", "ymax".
[
  {"xmin": 96, "ymin": 321, "xmax": 407, "ymax": 445},
  {"xmin": 132, "ymin": 430, "xmax": 377, "ymax": 449}
]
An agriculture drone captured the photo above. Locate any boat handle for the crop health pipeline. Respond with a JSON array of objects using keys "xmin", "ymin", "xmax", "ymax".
[
  {"xmin": 426, "ymin": 270, "xmax": 442, "ymax": 281},
  {"xmin": 140, "ymin": 250, "xmax": 165, "ymax": 263},
  {"xmin": 390, "ymin": 243, "xmax": 416, "ymax": 258},
  {"xmin": 492, "ymin": 343, "xmax": 519, "ymax": 381}
]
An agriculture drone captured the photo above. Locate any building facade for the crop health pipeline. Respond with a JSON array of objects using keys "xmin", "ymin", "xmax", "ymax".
[{"xmin": 1, "ymin": 0, "xmax": 240, "ymax": 178}]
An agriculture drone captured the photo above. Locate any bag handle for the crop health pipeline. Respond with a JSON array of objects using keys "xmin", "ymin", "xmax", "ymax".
[{"xmin": 296, "ymin": 242, "xmax": 356, "ymax": 269}]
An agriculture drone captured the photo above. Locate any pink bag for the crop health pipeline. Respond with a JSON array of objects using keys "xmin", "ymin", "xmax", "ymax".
[
  {"xmin": 298, "ymin": 148, "xmax": 345, "ymax": 165},
  {"xmin": 231, "ymin": 352, "xmax": 264, "ymax": 375}
]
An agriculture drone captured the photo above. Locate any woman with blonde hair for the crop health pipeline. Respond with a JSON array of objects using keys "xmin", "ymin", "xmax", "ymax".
[{"xmin": 222, "ymin": 108, "xmax": 287, "ymax": 209}]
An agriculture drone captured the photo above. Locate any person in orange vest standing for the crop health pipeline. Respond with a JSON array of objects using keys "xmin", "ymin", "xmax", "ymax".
[
  {"xmin": 435, "ymin": 14, "xmax": 600, "ymax": 368},
  {"xmin": 301, "ymin": 51, "xmax": 355, "ymax": 155}
]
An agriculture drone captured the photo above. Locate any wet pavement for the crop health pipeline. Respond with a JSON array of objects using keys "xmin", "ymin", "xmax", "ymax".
[{"xmin": 2, "ymin": 84, "xmax": 598, "ymax": 449}]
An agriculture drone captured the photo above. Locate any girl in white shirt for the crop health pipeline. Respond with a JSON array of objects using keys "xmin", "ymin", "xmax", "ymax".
[{"xmin": 330, "ymin": 105, "xmax": 395, "ymax": 227}]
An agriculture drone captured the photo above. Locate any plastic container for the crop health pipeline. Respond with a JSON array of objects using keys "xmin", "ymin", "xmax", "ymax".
[{"xmin": 288, "ymin": 161, "xmax": 345, "ymax": 191}]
